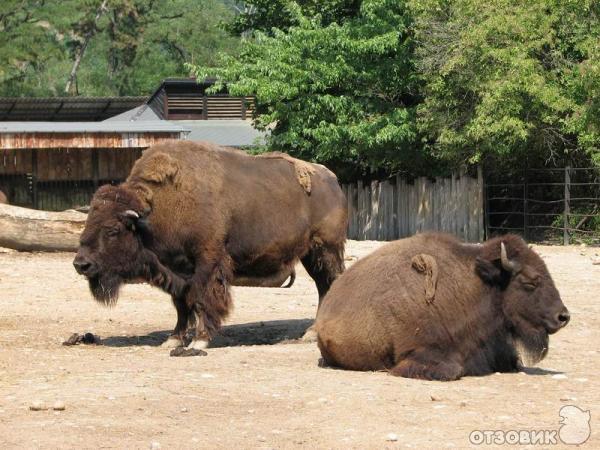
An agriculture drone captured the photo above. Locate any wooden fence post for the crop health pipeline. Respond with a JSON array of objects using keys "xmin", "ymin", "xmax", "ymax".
[
  {"xmin": 92, "ymin": 148, "xmax": 99, "ymax": 190},
  {"xmin": 523, "ymin": 167, "xmax": 529, "ymax": 240},
  {"xmin": 477, "ymin": 166, "xmax": 485, "ymax": 242},
  {"xmin": 31, "ymin": 149, "xmax": 38, "ymax": 209},
  {"xmin": 564, "ymin": 164, "xmax": 571, "ymax": 245}
]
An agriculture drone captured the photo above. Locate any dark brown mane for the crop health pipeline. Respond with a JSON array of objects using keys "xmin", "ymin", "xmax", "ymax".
[{"xmin": 91, "ymin": 184, "xmax": 146, "ymax": 213}]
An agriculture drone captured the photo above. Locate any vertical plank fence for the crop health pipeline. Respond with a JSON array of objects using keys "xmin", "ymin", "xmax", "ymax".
[{"xmin": 342, "ymin": 169, "xmax": 484, "ymax": 242}]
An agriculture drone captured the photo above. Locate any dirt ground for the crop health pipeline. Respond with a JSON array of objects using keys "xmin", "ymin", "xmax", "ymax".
[{"xmin": 0, "ymin": 240, "xmax": 598, "ymax": 449}]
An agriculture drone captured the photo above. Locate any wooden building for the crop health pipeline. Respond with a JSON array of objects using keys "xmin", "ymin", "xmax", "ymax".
[
  {"xmin": 146, "ymin": 78, "xmax": 255, "ymax": 120},
  {"xmin": 0, "ymin": 122, "xmax": 188, "ymax": 210},
  {"xmin": 0, "ymin": 78, "xmax": 266, "ymax": 211}
]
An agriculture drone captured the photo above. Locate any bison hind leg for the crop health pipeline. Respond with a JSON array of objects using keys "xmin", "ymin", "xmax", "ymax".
[{"xmin": 389, "ymin": 351, "xmax": 464, "ymax": 381}]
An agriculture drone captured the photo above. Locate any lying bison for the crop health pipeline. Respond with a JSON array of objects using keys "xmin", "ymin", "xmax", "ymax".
[
  {"xmin": 74, "ymin": 141, "xmax": 347, "ymax": 348},
  {"xmin": 315, "ymin": 233, "xmax": 570, "ymax": 380}
]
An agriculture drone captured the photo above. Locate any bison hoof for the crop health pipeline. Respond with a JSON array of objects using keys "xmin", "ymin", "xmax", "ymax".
[
  {"xmin": 301, "ymin": 327, "xmax": 318, "ymax": 343},
  {"xmin": 187, "ymin": 339, "xmax": 209, "ymax": 350},
  {"xmin": 161, "ymin": 335, "xmax": 184, "ymax": 348}
]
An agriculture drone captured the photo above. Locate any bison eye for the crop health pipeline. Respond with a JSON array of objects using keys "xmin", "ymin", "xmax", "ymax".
[
  {"xmin": 522, "ymin": 282, "xmax": 537, "ymax": 292},
  {"xmin": 106, "ymin": 227, "xmax": 121, "ymax": 237}
]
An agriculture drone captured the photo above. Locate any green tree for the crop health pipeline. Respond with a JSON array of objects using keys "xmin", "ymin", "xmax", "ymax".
[
  {"xmin": 0, "ymin": 0, "xmax": 240, "ymax": 97},
  {"xmin": 226, "ymin": 0, "xmax": 361, "ymax": 36},
  {"xmin": 412, "ymin": 0, "xmax": 600, "ymax": 167},
  {"xmin": 195, "ymin": 0, "xmax": 424, "ymax": 179},
  {"xmin": 0, "ymin": 1, "xmax": 67, "ymax": 96}
]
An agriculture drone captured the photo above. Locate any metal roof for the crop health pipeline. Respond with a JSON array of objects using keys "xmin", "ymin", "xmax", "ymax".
[
  {"xmin": 0, "ymin": 121, "xmax": 189, "ymax": 134},
  {"xmin": 178, "ymin": 120, "xmax": 267, "ymax": 147},
  {"xmin": 103, "ymin": 105, "xmax": 160, "ymax": 122},
  {"xmin": 0, "ymin": 97, "xmax": 147, "ymax": 122}
]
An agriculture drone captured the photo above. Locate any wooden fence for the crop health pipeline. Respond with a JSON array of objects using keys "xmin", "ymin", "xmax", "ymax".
[{"xmin": 342, "ymin": 168, "xmax": 484, "ymax": 242}]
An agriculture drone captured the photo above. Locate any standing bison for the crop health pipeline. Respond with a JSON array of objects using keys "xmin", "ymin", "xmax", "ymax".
[
  {"xmin": 74, "ymin": 141, "xmax": 347, "ymax": 348},
  {"xmin": 315, "ymin": 233, "xmax": 570, "ymax": 380}
]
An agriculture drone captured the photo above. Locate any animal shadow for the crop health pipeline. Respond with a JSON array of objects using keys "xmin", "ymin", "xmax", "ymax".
[
  {"xmin": 100, "ymin": 330, "xmax": 168, "ymax": 347},
  {"xmin": 99, "ymin": 318, "xmax": 314, "ymax": 348},
  {"xmin": 519, "ymin": 366, "xmax": 565, "ymax": 376}
]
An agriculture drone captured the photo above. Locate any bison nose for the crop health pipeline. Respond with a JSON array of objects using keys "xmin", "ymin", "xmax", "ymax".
[
  {"xmin": 73, "ymin": 257, "xmax": 93, "ymax": 275},
  {"xmin": 556, "ymin": 309, "xmax": 570, "ymax": 327}
]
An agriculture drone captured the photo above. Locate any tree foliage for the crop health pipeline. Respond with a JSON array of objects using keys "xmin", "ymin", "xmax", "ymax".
[
  {"xmin": 197, "ymin": 0, "xmax": 426, "ymax": 179},
  {"xmin": 0, "ymin": 0, "xmax": 239, "ymax": 96},
  {"xmin": 226, "ymin": 0, "xmax": 362, "ymax": 36},
  {"xmin": 195, "ymin": 0, "xmax": 599, "ymax": 177},
  {"xmin": 2, "ymin": 0, "xmax": 598, "ymax": 175},
  {"xmin": 413, "ymin": 0, "xmax": 600, "ymax": 167}
]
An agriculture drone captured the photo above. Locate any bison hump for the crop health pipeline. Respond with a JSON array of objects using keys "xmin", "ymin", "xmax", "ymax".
[
  {"xmin": 256, "ymin": 152, "xmax": 316, "ymax": 194},
  {"xmin": 129, "ymin": 152, "xmax": 181, "ymax": 187}
]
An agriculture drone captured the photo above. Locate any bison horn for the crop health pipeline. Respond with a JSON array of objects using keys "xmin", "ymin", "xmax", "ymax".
[
  {"xmin": 500, "ymin": 242, "xmax": 521, "ymax": 274},
  {"xmin": 123, "ymin": 210, "xmax": 140, "ymax": 219}
]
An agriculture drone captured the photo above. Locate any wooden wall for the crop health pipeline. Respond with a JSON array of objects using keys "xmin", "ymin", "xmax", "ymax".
[
  {"xmin": 342, "ymin": 169, "xmax": 484, "ymax": 242},
  {"xmin": 0, "ymin": 147, "xmax": 143, "ymax": 210},
  {"xmin": 0, "ymin": 147, "xmax": 141, "ymax": 180}
]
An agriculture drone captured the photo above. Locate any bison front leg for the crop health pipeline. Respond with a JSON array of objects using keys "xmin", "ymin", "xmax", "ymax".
[
  {"xmin": 140, "ymin": 250, "xmax": 188, "ymax": 299},
  {"xmin": 136, "ymin": 250, "xmax": 191, "ymax": 348},
  {"xmin": 389, "ymin": 350, "xmax": 464, "ymax": 381},
  {"xmin": 161, "ymin": 294, "xmax": 191, "ymax": 348},
  {"xmin": 185, "ymin": 259, "xmax": 233, "ymax": 349}
]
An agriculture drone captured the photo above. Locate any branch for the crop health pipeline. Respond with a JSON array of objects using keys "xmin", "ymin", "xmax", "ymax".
[{"xmin": 64, "ymin": 0, "xmax": 109, "ymax": 95}]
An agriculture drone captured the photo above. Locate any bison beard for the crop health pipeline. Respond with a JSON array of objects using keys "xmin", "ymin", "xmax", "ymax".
[
  {"xmin": 88, "ymin": 272, "xmax": 122, "ymax": 307},
  {"xmin": 515, "ymin": 324, "xmax": 549, "ymax": 366},
  {"xmin": 88, "ymin": 250, "xmax": 188, "ymax": 309}
]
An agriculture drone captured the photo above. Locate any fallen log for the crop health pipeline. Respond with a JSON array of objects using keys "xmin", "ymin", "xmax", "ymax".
[{"xmin": 0, "ymin": 204, "xmax": 86, "ymax": 252}]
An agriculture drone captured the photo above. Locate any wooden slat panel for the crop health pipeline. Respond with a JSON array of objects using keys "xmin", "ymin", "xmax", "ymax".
[{"xmin": 343, "ymin": 171, "xmax": 484, "ymax": 242}]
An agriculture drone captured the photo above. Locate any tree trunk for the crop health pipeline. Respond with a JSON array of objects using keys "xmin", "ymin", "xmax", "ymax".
[
  {"xmin": 65, "ymin": 0, "xmax": 109, "ymax": 95},
  {"xmin": 0, "ymin": 204, "xmax": 86, "ymax": 252}
]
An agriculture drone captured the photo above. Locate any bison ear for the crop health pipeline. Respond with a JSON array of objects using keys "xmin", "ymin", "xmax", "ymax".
[
  {"xmin": 475, "ymin": 257, "xmax": 511, "ymax": 288},
  {"xmin": 118, "ymin": 209, "xmax": 140, "ymax": 231},
  {"xmin": 136, "ymin": 216, "xmax": 152, "ymax": 244},
  {"xmin": 475, "ymin": 257, "xmax": 502, "ymax": 285}
]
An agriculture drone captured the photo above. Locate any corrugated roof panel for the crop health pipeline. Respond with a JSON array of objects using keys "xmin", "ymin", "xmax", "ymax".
[
  {"xmin": 177, "ymin": 120, "xmax": 267, "ymax": 147},
  {"xmin": 0, "ymin": 97, "xmax": 147, "ymax": 121},
  {"xmin": 0, "ymin": 121, "xmax": 189, "ymax": 133}
]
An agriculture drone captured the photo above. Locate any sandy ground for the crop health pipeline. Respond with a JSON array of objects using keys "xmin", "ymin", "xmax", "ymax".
[{"xmin": 0, "ymin": 240, "xmax": 599, "ymax": 449}]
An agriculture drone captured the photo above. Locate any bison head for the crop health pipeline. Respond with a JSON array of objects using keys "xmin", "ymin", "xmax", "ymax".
[
  {"xmin": 73, "ymin": 184, "xmax": 150, "ymax": 305},
  {"xmin": 476, "ymin": 236, "xmax": 570, "ymax": 364}
]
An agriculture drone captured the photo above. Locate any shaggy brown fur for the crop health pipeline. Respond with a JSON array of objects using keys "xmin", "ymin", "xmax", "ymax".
[
  {"xmin": 256, "ymin": 152, "xmax": 316, "ymax": 193},
  {"xmin": 315, "ymin": 233, "xmax": 570, "ymax": 381},
  {"xmin": 74, "ymin": 140, "xmax": 347, "ymax": 345},
  {"xmin": 0, "ymin": 190, "xmax": 7, "ymax": 204}
]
